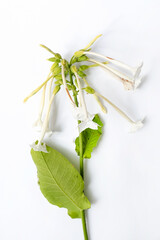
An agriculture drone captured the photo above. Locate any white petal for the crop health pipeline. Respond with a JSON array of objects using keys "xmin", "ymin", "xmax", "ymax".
[
  {"xmin": 78, "ymin": 121, "xmax": 88, "ymax": 133},
  {"xmin": 72, "ymin": 106, "xmax": 86, "ymax": 121},
  {"xmin": 78, "ymin": 119, "xmax": 99, "ymax": 133},
  {"xmin": 134, "ymin": 76, "xmax": 142, "ymax": 89},
  {"xmin": 33, "ymin": 118, "xmax": 43, "ymax": 131},
  {"xmin": 123, "ymin": 80, "xmax": 134, "ymax": 91},
  {"xmin": 30, "ymin": 142, "xmax": 48, "ymax": 153},
  {"xmin": 129, "ymin": 120, "xmax": 144, "ymax": 133},
  {"xmin": 86, "ymin": 120, "xmax": 99, "ymax": 130},
  {"xmin": 134, "ymin": 62, "xmax": 143, "ymax": 78}
]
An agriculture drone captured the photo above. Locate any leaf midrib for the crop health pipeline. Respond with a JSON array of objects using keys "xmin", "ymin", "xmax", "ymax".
[{"xmin": 40, "ymin": 151, "xmax": 83, "ymax": 212}]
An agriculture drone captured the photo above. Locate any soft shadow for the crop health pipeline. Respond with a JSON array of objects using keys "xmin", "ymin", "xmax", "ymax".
[{"xmin": 138, "ymin": 73, "xmax": 149, "ymax": 89}]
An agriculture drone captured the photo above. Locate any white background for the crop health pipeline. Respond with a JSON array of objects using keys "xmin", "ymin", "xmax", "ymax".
[{"xmin": 0, "ymin": 0, "xmax": 160, "ymax": 239}]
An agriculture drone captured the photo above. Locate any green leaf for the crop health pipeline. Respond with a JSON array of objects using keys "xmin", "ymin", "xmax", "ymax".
[
  {"xmin": 31, "ymin": 145, "xmax": 91, "ymax": 218},
  {"xmin": 75, "ymin": 114, "xmax": 103, "ymax": 159}
]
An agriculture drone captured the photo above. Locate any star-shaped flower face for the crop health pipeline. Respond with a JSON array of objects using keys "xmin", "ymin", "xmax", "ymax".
[
  {"xmin": 129, "ymin": 120, "xmax": 144, "ymax": 133},
  {"xmin": 72, "ymin": 106, "xmax": 99, "ymax": 133},
  {"xmin": 30, "ymin": 142, "xmax": 48, "ymax": 153}
]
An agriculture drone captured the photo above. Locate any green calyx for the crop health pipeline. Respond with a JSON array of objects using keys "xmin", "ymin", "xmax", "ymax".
[
  {"xmin": 74, "ymin": 50, "xmax": 84, "ymax": 57},
  {"xmin": 53, "ymin": 85, "xmax": 60, "ymax": 95},
  {"xmin": 84, "ymin": 86, "xmax": 95, "ymax": 94}
]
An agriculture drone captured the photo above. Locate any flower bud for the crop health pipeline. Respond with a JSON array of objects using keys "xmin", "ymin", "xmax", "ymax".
[
  {"xmin": 48, "ymin": 57, "xmax": 60, "ymax": 63},
  {"xmin": 74, "ymin": 50, "xmax": 84, "ymax": 57},
  {"xmin": 54, "ymin": 53, "xmax": 62, "ymax": 59},
  {"xmin": 84, "ymin": 86, "xmax": 95, "ymax": 94},
  {"xmin": 79, "ymin": 65, "xmax": 89, "ymax": 71},
  {"xmin": 78, "ymin": 70, "xmax": 86, "ymax": 77},
  {"xmin": 53, "ymin": 85, "xmax": 60, "ymax": 95},
  {"xmin": 50, "ymin": 62, "xmax": 58, "ymax": 71},
  {"xmin": 71, "ymin": 65, "xmax": 77, "ymax": 73},
  {"xmin": 77, "ymin": 55, "xmax": 88, "ymax": 62}
]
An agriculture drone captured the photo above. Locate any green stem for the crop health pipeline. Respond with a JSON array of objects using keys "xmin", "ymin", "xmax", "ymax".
[
  {"xmin": 69, "ymin": 67, "xmax": 78, "ymax": 106},
  {"xmin": 69, "ymin": 67, "xmax": 89, "ymax": 240},
  {"xmin": 79, "ymin": 130, "xmax": 88, "ymax": 240},
  {"xmin": 79, "ymin": 128, "xmax": 84, "ymax": 178},
  {"xmin": 81, "ymin": 211, "xmax": 88, "ymax": 240}
]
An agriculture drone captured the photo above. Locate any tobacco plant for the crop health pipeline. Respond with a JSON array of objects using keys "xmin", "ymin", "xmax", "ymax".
[{"xmin": 24, "ymin": 34, "xmax": 143, "ymax": 239}]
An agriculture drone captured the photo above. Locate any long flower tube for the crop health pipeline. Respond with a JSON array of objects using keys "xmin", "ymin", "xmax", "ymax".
[
  {"xmin": 31, "ymin": 85, "xmax": 60, "ymax": 152},
  {"xmin": 82, "ymin": 78, "xmax": 143, "ymax": 132},
  {"xmin": 33, "ymin": 83, "xmax": 47, "ymax": 130},
  {"xmin": 88, "ymin": 58, "xmax": 139, "ymax": 90},
  {"xmin": 95, "ymin": 92, "xmax": 143, "ymax": 132},
  {"xmin": 48, "ymin": 77, "xmax": 54, "ymax": 100},
  {"xmin": 82, "ymin": 77, "xmax": 107, "ymax": 113},
  {"xmin": 71, "ymin": 66, "xmax": 99, "ymax": 133},
  {"xmin": 24, "ymin": 72, "xmax": 54, "ymax": 102},
  {"xmin": 83, "ymin": 51, "xmax": 143, "ymax": 78}
]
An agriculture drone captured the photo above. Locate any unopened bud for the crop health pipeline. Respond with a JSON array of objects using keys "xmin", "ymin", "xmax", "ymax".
[
  {"xmin": 79, "ymin": 65, "xmax": 89, "ymax": 71},
  {"xmin": 53, "ymin": 85, "xmax": 60, "ymax": 95},
  {"xmin": 71, "ymin": 65, "xmax": 77, "ymax": 73},
  {"xmin": 74, "ymin": 50, "xmax": 84, "ymax": 57},
  {"xmin": 84, "ymin": 86, "xmax": 95, "ymax": 94}
]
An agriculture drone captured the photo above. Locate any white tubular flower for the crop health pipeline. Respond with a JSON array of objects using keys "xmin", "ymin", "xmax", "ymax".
[
  {"xmin": 129, "ymin": 120, "xmax": 144, "ymax": 133},
  {"xmin": 48, "ymin": 77, "xmax": 54, "ymax": 100},
  {"xmin": 88, "ymin": 58, "xmax": 141, "ymax": 90},
  {"xmin": 33, "ymin": 84, "xmax": 47, "ymax": 131},
  {"xmin": 95, "ymin": 91, "xmax": 144, "ymax": 133},
  {"xmin": 74, "ymin": 71, "xmax": 99, "ymax": 133},
  {"xmin": 84, "ymin": 51, "xmax": 143, "ymax": 77},
  {"xmin": 78, "ymin": 114, "xmax": 98, "ymax": 133},
  {"xmin": 82, "ymin": 50, "xmax": 143, "ymax": 90},
  {"xmin": 30, "ymin": 142, "xmax": 48, "ymax": 153},
  {"xmin": 31, "ymin": 85, "xmax": 60, "ymax": 152}
]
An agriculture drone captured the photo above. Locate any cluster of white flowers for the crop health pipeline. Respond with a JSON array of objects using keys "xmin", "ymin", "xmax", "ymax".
[{"xmin": 24, "ymin": 34, "xmax": 144, "ymax": 153}]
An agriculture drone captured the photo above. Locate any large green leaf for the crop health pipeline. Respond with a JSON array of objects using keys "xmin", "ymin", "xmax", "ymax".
[
  {"xmin": 31, "ymin": 145, "xmax": 91, "ymax": 218},
  {"xmin": 75, "ymin": 114, "xmax": 103, "ymax": 159}
]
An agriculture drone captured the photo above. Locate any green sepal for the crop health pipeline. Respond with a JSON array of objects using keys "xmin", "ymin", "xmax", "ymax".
[
  {"xmin": 54, "ymin": 53, "xmax": 62, "ymax": 59},
  {"xmin": 78, "ymin": 70, "xmax": 86, "ymax": 77},
  {"xmin": 75, "ymin": 114, "xmax": 103, "ymax": 159},
  {"xmin": 55, "ymin": 74, "xmax": 62, "ymax": 80},
  {"xmin": 55, "ymin": 79, "xmax": 63, "ymax": 85},
  {"xmin": 51, "ymin": 66, "xmax": 61, "ymax": 75},
  {"xmin": 50, "ymin": 62, "xmax": 58, "ymax": 71},
  {"xmin": 79, "ymin": 65, "xmax": 89, "ymax": 71},
  {"xmin": 48, "ymin": 57, "xmax": 61, "ymax": 63},
  {"xmin": 84, "ymin": 86, "xmax": 95, "ymax": 94},
  {"xmin": 70, "ymin": 57, "xmax": 77, "ymax": 65},
  {"xmin": 77, "ymin": 55, "xmax": 88, "ymax": 62}
]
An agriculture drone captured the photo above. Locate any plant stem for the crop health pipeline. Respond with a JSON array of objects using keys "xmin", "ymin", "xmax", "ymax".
[
  {"xmin": 79, "ymin": 128, "xmax": 84, "ymax": 178},
  {"xmin": 81, "ymin": 211, "xmax": 88, "ymax": 240},
  {"xmin": 69, "ymin": 67, "xmax": 78, "ymax": 106},
  {"xmin": 69, "ymin": 67, "xmax": 89, "ymax": 240},
  {"xmin": 79, "ymin": 130, "xmax": 88, "ymax": 240}
]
